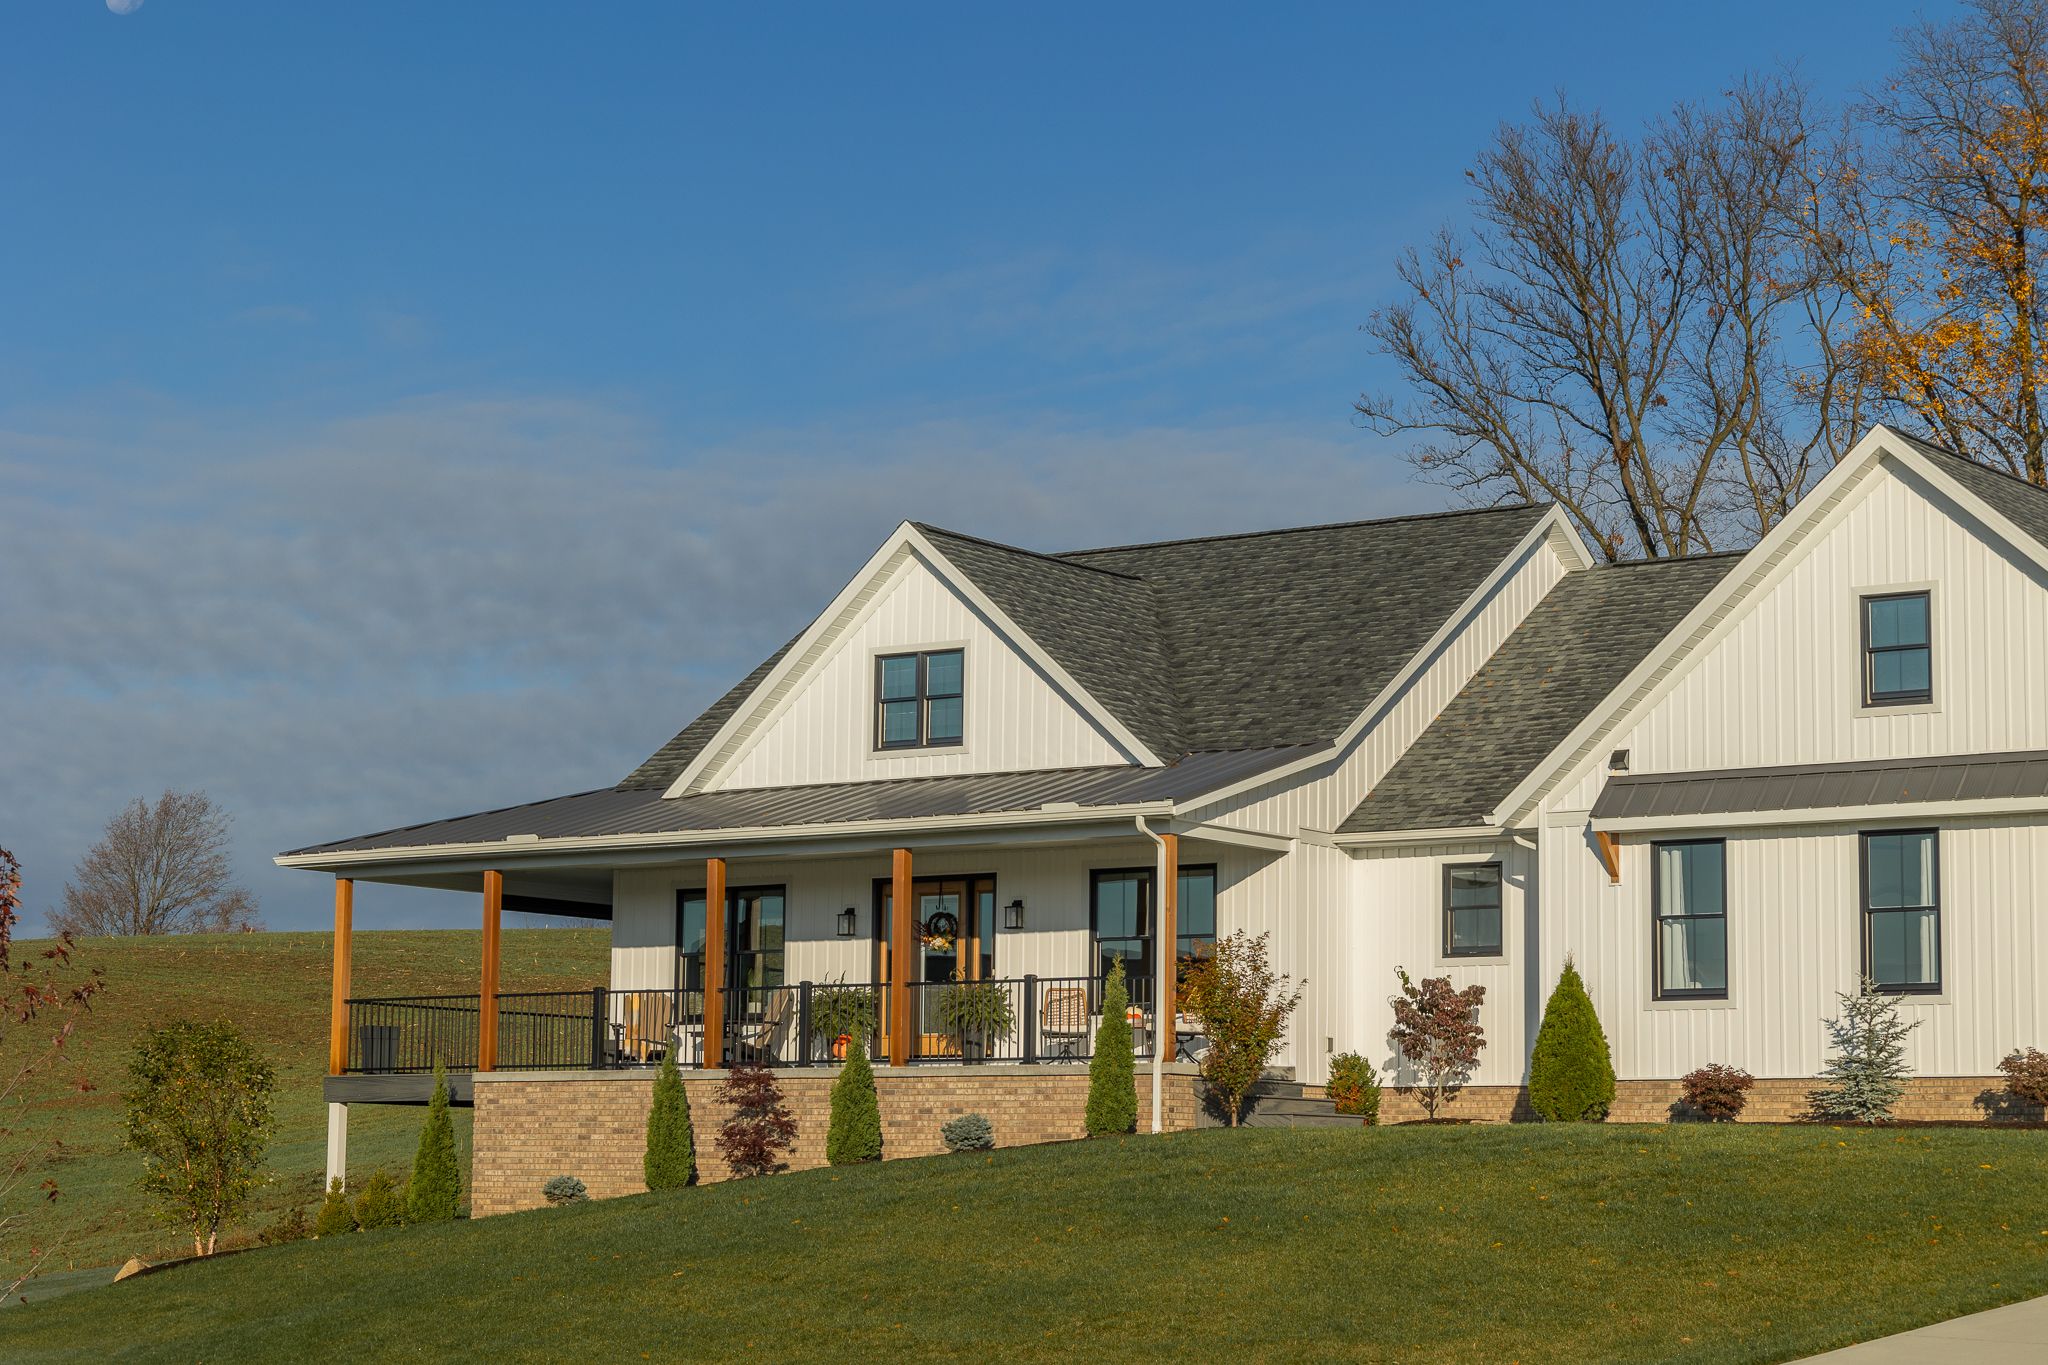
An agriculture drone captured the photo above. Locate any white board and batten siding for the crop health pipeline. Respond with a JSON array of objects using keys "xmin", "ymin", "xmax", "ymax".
[
  {"xmin": 1530, "ymin": 453, "xmax": 2048, "ymax": 1083},
  {"xmin": 711, "ymin": 550, "xmax": 1135, "ymax": 792},
  {"xmin": 1350, "ymin": 840, "xmax": 1538, "ymax": 1088},
  {"xmin": 1541, "ymin": 815, "xmax": 2048, "ymax": 1081}
]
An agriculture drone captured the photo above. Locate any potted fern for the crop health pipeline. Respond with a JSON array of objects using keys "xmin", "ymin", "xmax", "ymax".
[
  {"xmin": 811, "ymin": 980, "xmax": 877, "ymax": 1061},
  {"xmin": 934, "ymin": 976, "xmax": 1016, "ymax": 1061}
]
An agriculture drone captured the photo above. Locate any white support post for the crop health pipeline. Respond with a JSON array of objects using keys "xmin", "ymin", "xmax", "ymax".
[{"xmin": 325, "ymin": 1101, "xmax": 349, "ymax": 1188}]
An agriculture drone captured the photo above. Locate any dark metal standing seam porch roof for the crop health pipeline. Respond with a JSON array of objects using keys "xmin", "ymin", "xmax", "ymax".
[
  {"xmin": 282, "ymin": 744, "xmax": 1326, "ymax": 858},
  {"xmin": 1590, "ymin": 750, "xmax": 2048, "ymax": 823}
]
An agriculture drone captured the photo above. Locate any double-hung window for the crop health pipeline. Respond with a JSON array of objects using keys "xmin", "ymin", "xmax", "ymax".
[
  {"xmin": 875, "ymin": 648, "xmax": 964, "ymax": 750},
  {"xmin": 1862, "ymin": 591, "xmax": 1932, "ymax": 706},
  {"xmin": 1442, "ymin": 863, "xmax": 1503, "ymax": 958},
  {"xmin": 1653, "ymin": 840, "xmax": 1727, "ymax": 999},
  {"xmin": 1863, "ymin": 829, "xmax": 1940, "ymax": 993}
]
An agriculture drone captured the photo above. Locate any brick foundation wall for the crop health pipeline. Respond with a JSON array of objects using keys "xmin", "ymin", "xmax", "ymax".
[
  {"xmin": 470, "ymin": 1065, "xmax": 1204, "ymax": 1217},
  {"xmin": 1352, "ymin": 1075, "xmax": 2037, "ymax": 1125}
]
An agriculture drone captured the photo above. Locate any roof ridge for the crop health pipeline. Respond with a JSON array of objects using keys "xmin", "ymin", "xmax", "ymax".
[
  {"xmin": 1058, "ymin": 501, "xmax": 1551, "ymax": 559},
  {"xmin": 912, "ymin": 522, "xmax": 1148, "ymax": 582}
]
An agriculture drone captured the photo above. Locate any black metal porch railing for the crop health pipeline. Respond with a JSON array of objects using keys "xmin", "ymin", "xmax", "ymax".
[{"xmin": 343, "ymin": 974, "xmax": 1169, "ymax": 1074}]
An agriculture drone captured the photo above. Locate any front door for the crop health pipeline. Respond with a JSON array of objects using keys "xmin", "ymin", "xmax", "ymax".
[{"xmin": 873, "ymin": 874, "xmax": 996, "ymax": 984}]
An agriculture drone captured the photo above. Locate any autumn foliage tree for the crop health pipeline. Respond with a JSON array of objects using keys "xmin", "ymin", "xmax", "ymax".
[
  {"xmin": 55, "ymin": 791, "xmax": 261, "ymax": 937},
  {"xmin": 1386, "ymin": 969, "xmax": 1487, "ymax": 1120},
  {"xmin": 0, "ymin": 850, "xmax": 104, "ymax": 1296},
  {"xmin": 123, "ymin": 1018, "xmax": 278, "ymax": 1255},
  {"xmin": 1179, "ymin": 931, "xmax": 1304, "ymax": 1127},
  {"xmin": 1816, "ymin": 0, "xmax": 2048, "ymax": 486}
]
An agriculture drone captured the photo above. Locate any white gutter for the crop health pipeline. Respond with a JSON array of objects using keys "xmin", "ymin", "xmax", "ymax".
[
  {"xmin": 1595, "ymin": 795, "xmax": 2048, "ymax": 835},
  {"xmin": 275, "ymin": 800, "xmax": 1176, "ymax": 873},
  {"xmin": 1136, "ymin": 815, "xmax": 1172, "ymax": 1136}
]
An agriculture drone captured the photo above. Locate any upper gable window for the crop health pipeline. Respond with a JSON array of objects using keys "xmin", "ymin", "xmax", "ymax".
[
  {"xmin": 1862, "ymin": 591, "xmax": 1932, "ymax": 707},
  {"xmin": 875, "ymin": 648, "xmax": 964, "ymax": 750}
]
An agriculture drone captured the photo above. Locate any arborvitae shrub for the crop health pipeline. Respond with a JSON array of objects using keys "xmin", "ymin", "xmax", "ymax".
[
  {"xmin": 941, "ymin": 1113, "xmax": 995, "ymax": 1152},
  {"xmin": 314, "ymin": 1177, "xmax": 355, "ymax": 1237},
  {"xmin": 1326, "ymin": 1052, "xmax": 1382, "ymax": 1124},
  {"xmin": 1085, "ymin": 959, "xmax": 1137, "ymax": 1136},
  {"xmin": 644, "ymin": 1048, "xmax": 696, "ymax": 1190},
  {"xmin": 1528, "ymin": 957, "xmax": 1616, "ymax": 1122},
  {"xmin": 826, "ymin": 1023, "xmax": 882, "ymax": 1166},
  {"xmin": 352, "ymin": 1169, "xmax": 405, "ymax": 1230},
  {"xmin": 407, "ymin": 1059, "xmax": 462, "ymax": 1222}
]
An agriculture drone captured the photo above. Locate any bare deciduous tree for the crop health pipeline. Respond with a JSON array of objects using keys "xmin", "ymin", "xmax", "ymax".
[
  {"xmin": 1811, "ymin": 0, "xmax": 2048, "ymax": 486},
  {"xmin": 0, "ymin": 849, "xmax": 105, "ymax": 1297},
  {"xmin": 54, "ymin": 792, "xmax": 262, "ymax": 937},
  {"xmin": 1359, "ymin": 79, "xmax": 1864, "ymax": 558}
]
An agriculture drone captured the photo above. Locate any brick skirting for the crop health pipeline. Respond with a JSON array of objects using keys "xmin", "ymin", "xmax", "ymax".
[
  {"xmin": 1330, "ymin": 1075, "xmax": 2039, "ymax": 1125},
  {"xmin": 470, "ymin": 1064, "xmax": 1205, "ymax": 1217}
]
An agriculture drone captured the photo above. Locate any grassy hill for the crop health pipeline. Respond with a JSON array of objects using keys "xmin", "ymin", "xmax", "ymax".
[
  {"xmin": 5, "ymin": 1123, "xmax": 2048, "ymax": 1361},
  {"xmin": 0, "ymin": 928, "xmax": 608, "ymax": 1277}
]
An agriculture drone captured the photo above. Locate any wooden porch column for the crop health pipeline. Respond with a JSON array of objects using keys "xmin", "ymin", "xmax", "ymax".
[
  {"xmin": 478, "ymin": 870, "xmax": 503, "ymax": 1072},
  {"xmin": 889, "ymin": 847, "xmax": 913, "ymax": 1067},
  {"xmin": 1159, "ymin": 832, "xmax": 1179, "ymax": 1028},
  {"xmin": 702, "ymin": 857, "xmax": 727, "ymax": 1068},
  {"xmin": 328, "ymin": 878, "xmax": 353, "ymax": 1075}
]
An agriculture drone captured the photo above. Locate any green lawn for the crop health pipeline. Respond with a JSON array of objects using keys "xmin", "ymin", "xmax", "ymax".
[
  {"xmin": 0, "ymin": 928, "xmax": 608, "ymax": 1276},
  {"xmin": 5, "ymin": 1124, "xmax": 2046, "ymax": 1362}
]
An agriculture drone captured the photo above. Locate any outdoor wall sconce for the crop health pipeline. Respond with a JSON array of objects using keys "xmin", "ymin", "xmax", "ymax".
[
  {"xmin": 1003, "ymin": 898, "xmax": 1025, "ymax": 931},
  {"xmin": 837, "ymin": 907, "xmax": 857, "ymax": 937}
]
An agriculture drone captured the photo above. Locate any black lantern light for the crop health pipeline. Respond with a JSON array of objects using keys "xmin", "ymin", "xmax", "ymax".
[
  {"xmin": 1002, "ymin": 898, "xmax": 1025, "ymax": 931},
  {"xmin": 837, "ymin": 907, "xmax": 857, "ymax": 937}
]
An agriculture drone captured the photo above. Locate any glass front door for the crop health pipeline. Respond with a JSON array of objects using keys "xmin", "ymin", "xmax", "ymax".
[
  {"xmin": 874, "ymin": 874, "xmax": 997, "ymax": 984},
  {"xmin": 674, "ymin": 885, "xmax": 786, "ymax": 1013}
]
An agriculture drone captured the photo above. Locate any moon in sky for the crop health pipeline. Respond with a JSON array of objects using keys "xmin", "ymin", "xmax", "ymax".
[{"xmin": 107, "ymin": 0, "xmax": 144, "ymax": 13}]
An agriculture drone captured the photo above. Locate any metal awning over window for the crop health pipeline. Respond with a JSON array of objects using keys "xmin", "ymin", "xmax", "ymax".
[{"xmin": 1591, "ymin": 750, "xmax": 2048, "ymax": 828}]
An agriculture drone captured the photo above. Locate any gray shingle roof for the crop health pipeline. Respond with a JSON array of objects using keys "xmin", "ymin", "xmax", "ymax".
[
  {"xmin": 285, "ymin": 746, "xmax": 1325, "ymax": 857},
  {"xmin": 1340, "ymin": 555, "xmax": 1741, "ymax": 835},
  {"xmin": 1591, "ymin": 749, "xmax": 2048, "ymax": 822},
  {"xmin": 1891, "ymin": 430, "xmax": 2048, "ymax": 559},
  {"xmin": 620, "ymin": 503, "xmax": 1551, "ymax": 788},
  {"xmin": 914, "ymin": 525, "xmax": 1184, "ymax": 758}
]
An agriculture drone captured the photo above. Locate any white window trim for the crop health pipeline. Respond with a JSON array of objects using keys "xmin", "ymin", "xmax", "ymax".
[
  {"xmin": 1851, "ymin": 579, "xmax": 1941, "ymax": 718},
  {"xmin": 867, "ymin": 640, "xmax": 972, "ymax": 763}
]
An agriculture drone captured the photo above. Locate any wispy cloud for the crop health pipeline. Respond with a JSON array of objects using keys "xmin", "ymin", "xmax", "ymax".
[{"xmin": 3, "ymin": 390, "xmax": 1427, "ymax": 932}]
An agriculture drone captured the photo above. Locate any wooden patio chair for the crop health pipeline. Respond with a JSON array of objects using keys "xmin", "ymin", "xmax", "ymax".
[
  {"xmin": 1040, "ymin": 986, "xmax": 1089, "ymax": 1060},
  {"xmin": 620, "ymin": 993, "xmax": 673, "ymax": 1064},
  {"xmin": 733, "ymin": 987, "xmax": 794, "ymax": 1064}
]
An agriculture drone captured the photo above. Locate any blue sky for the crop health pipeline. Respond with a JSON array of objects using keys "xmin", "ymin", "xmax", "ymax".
[{"xmin": 1, "ymin": 2, "xmax": 1944, "ymax": 935}]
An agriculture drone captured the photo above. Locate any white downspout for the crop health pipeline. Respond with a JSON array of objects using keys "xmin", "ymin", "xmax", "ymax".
[{"xmin": 1136, "ymin": 815, "xmax": 1171, "ymax": 1134}]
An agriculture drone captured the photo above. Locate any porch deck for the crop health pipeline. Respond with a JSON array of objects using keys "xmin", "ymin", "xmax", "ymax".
[{"xmin": 341, "ymin": 974, "xmax": 1187, "ymax": 1075}]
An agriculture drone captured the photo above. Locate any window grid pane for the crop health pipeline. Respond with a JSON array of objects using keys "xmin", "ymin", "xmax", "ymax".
[
  {"xmin": 1653, "ymin": 841, "xmax": 1727, "ymax": 999},
  {"xmin": 1864, "ymin": 830, "xmax": 1939, "ymax": 992},
  {"xmin": 1443, "ymin": 863, "xmax": 1503, "ymax": 957},
  {"xmin": 1864, "ymin": 593, "xmax": 1933, "ymax": 703}
]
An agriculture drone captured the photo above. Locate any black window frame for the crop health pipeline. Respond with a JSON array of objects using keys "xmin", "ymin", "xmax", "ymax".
[
  {"xmin": 1651, "ymin": 838, "xmax": 1729, "ymax": 1001},
  {"xmin": 674, "ymin": 883, "xmax": 788, "ymax": 1009},
  {"xmin": 1441, "ymin": 861, "xmax": 1505, "ymax": 959},
  {"xmin": 1861, "ymin": 590, "xmax": 1933, "ymax": 708},
  {"xmin": 1088, "ymin": 863, "xmax": 1220, "ymax": 1004},
  {"xmin": 874, "ymin": 648, "xmax": 965, "ymax": 751},
  {"xmin": 1860, "ymin": 828, "xmax": 1942, "ymax": 995}
]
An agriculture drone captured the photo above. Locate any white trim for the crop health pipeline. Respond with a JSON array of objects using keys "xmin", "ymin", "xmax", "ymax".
[
  {"xmin": 1332, "ymin": 824, "xmax": 1506, "ymax": 849},
  {"xmin": 1491, "ymin": 424, "xmax": 2048, "ymax": 828},
  {"xmin": 273, "ymin": 801, "xmax": 1176, "ymax": 873},
  {"xmin": 865, "ymin": 637, "xmax": 973, "ymax": 763},
  {"xmin": 667, "ymin": 524, "xmax": 1162, "ymax": 796},
  {"xmin": 1167, "ymin": 820, "xmax": 1294, "ymax": 854},
  {"xmin": 1187, "ymin": 507, "xmax": 1593, "ymax": 812},
  {"xmin": 1594, "ymin": 794, "xmax": 2048, "ymax": 835}
]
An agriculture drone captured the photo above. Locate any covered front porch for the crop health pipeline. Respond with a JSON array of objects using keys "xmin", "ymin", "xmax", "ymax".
[{"xmin": 321, "ymin": 815, "xmax": 1283, "ymax": 1087}]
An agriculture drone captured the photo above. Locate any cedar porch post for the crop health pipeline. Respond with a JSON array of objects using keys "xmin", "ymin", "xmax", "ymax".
[
  {"xmin": 889, "ymin": 847, "xmax": 913, "ymax": 1066},
  {"xmin": 703, "ymin": 856, "xmax": 728, "ymax": 1068},
  {"xmin": 328, "ymin": 877, "xmax": 354, "ymax": 1075},
  {"xmin": 478, "ymin": 870, "xmax": 503, "ymax": 1072}
]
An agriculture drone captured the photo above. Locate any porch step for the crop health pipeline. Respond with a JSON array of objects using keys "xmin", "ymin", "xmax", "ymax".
[{"xmin": 1198, "ymin": 1082, "xmax": 1359, "ymax": 1129}]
